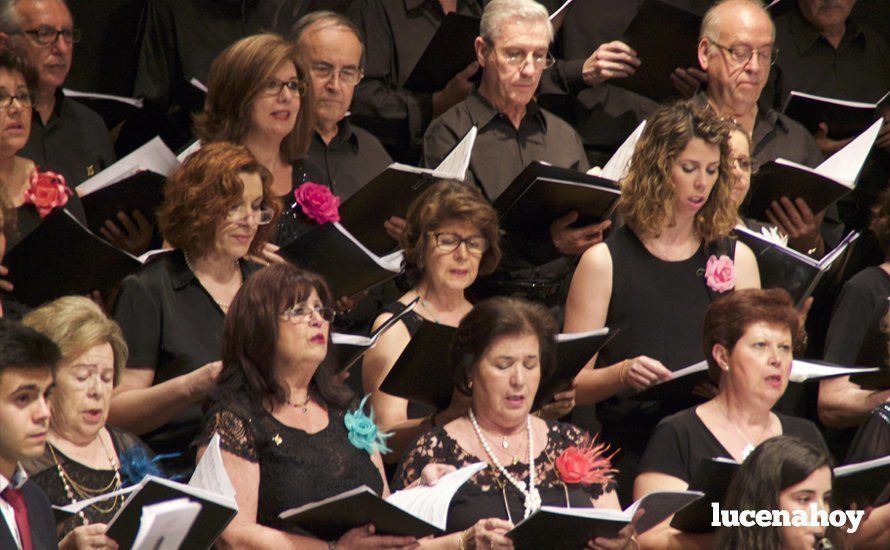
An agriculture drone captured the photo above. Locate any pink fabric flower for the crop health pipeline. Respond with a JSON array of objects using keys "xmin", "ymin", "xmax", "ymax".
[
  {"xmin": 294, "ymin": 182, "xmax": 340, "ymax": 224},
  {"xmin": 705, "ymin": 254, "xmax": 735, "ymax": 293},
  {"xmin": 23, "ymin": 170, "xmax": 72, "ymax": 218}
]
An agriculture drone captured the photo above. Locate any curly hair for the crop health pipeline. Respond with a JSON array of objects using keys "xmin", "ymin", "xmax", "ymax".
[
  {"xmin": 157, "ymin": 142, "xmax": 281, "ymax": 258},
  {"xmin": 23, "ymin": 296, "xmax": 128, "ymax": 385},
  {"xmin": 702, "ymin": 288, "xmax": 799, "ymax": 383},
  {"xmin": 401, "ymin": 180, "xmax": 502, "ymax": 283},
  {"xmin": 452, "ymin": 297, "xmax": 557, "ymax": 397},
  {"xmin": 619, "ymin": 99, "xmax": 737, "ymax": 243},
  {"xmin": 716, "ymin": 436, "xmax": 841, "ymax": 550},
  {"xmin": 870, "ymin": 187, "xmax": 890, "ymax": 257},
  {"xmin": 193, "ymin": 33, "xmax": 315, "ymax": 162},
  {"xmin": 211, "ymin": 263, "xmax": 353, "ymax": 412}
]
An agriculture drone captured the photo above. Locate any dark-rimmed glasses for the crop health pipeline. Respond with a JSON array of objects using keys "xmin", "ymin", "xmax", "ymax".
[
  {"xmin": 428, "ymin": 232, "xmax": 489, "ymax": 255},
  {"xmin": 17, "ymin": 26, "xmax": 81, "ymax": 46},
  {"xmin": 0, "ymin": 91, "xmax": 36, "ymax": 110},
  {"xmin": 260, "ymin": 79, "xmax": 307, "ymax": 97},
  {"xmin": 710, "ymin": 41, "xmax": 778, "ymax": 67}
]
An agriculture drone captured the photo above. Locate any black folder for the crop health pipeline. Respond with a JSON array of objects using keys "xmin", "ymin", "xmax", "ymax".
[
  {"xmin": 62, "ymin": 89, "xmax": 143, "ymax": 130},
  {"xmin": 331, "ymin": 298, "xmax": 420, "ymax": 371},
  {"xmin": 279, "ymin": 485, "xmax": 442, "ymax": 539},
  {"xmin": 508, "ymin": 491, "xmax": 703, "ymax": 549},
  {"xmin": 534, "ymin": 329, "xmax": 619, "ymax": 410},
  {"xmin": 277, "ymin": 222, "xmax": 403, "ymax": 298},
  {"xmin": 492, "ymin": 162, "xmax": 621, "ymax": 240},
  {"xmin": 378, "ymin": 321, "xmax": 458, "ymax": 410},
  {"xmin": 671, "ymin": 458, "xmax": 740, "ymax": 533},
  {"xmin": 782, "ymin": 90, "xmax": 889, "ymax": 140},
  {"xmin": 104, "ymin": 476, "xmax": 237, "ymax": 550},
  {"xmin": 617, "ymin": 0, "xmax": 702, "ymax": 101},
  {"xmin": 379, "ymin": 322, "xmax": 616, "ymax": 411},
  {"xmin": 745, "ymin": 160, "xmax": 854, "ymax": 220},
  {"xmin": 402, "ymin": 14, "xmax": 480, "ymax": 93},
  {"xmin": 734, "ymin": 228, "xmax": 859, "ymax": 306},
  {"xmin": 3, "ymin": 210, "xmax": 142, "ymax": 307},
  {"xmin": 79, "ymin": 170, "xmax": 164, "ymax": 235},
  {"xmin": 833, "ymin": 456, "xmax": 890, "ymax": 508},
  {"xmin": 850, "ymin": 369, "xmax": 890, "ymax": 390}
]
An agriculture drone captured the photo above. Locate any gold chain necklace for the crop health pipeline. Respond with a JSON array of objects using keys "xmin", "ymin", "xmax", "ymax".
[{"xmin": 49, "ymin": 436, "xmax": 123, "ymax": 518}]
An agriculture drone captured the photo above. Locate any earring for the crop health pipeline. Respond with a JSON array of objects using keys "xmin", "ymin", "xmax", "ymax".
[{"xmin": 467, "ymin": 380, "xmax": 473, "ymax": 390}]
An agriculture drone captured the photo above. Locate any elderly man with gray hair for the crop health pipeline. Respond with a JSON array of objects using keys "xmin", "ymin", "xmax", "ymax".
[{"xmin": 423, "ymin": 0, "xmax": 611, "ymax": 306}]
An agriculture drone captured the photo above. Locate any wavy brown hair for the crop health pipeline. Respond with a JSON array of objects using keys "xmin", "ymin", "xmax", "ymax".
[
  {"xmin": 619, "ymin": 99, "xmax": 736, "ymax": 243},
  {"xmin": 193, "ymin": 33, "xmax": 315, "ymax": 161},
  {"xmin": 401, "ymin": 180, "xmax": 501, "ymax": 283},
  {"xmin": 157, "ymin": 142, "xmax": 281, "ymax": 258}
]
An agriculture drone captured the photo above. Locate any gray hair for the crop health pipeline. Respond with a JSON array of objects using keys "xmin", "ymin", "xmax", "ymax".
[
  {"xmin": 291, "ymin": 10, "xmax": 364, "ymax": 67},
  {"xmin": 700, "ymin": 0, "xmax": 774, "ymax": 43},
  {"xmin": 480, "ymin": 0, "xmax": 553, "ymax": 44},
  {"xmin": 1, "ymin": 0, "xmax": 72, "ymax": 34}
]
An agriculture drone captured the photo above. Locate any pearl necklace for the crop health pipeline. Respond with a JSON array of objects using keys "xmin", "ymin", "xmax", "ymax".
[
  {"xmin": 49, "ymin": 436, "xmax": 122, "ymax": 524},
  {"xmin": 183, "ymin": 253, "xmax": 240, "ymax": 311},
  {"xmin": 469, "ymin": 410, "xmax": 541, "ymax": 519}
]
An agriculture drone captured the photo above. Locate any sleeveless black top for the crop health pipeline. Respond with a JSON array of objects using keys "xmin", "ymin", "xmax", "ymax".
[{"xmin": 379, "ymin": 301, "xmax": 434, "ymax": 421}]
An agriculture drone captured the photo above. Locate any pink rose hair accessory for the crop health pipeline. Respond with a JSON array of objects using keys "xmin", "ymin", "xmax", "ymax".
[
  {"xmin": 294, "ymin": 182, "xmax": 340, "ymax": 224},
  {"xmin": 23, "ymin": 170, "xmax": 72, "ymax": 218},
  {"xmin": 555, "ymin": 434, "xmax": 618, "ymax": 486},
  {"xmin": 704, "ymin": 254, "xmax": 735, "ymax": 293}
]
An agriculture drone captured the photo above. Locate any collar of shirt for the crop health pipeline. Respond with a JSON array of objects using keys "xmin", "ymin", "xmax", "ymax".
[
  {"xmin": 318, "ymin": 118, "xmax": 359, "ymax": 152},
  {"xmin": 465, "ymin": 89, "xmax": 547, "ymax": 132},
  {"xmin": 0, "ymin": 464, "xmax": 29, "ymax": 494},
  {"xmin": 31, "ymin": 87, "xmax": 66, "ymax": 128},
  {"xmin": 168, "ymin": 249, "xmax": 253, "ymax": 291},
  {"xmin": 752, "ymin": 102, "xmax": 790, "ymax": 152},
  {"xmin": 787, "ymin": 6, "xmax": 864, "ymax": 55}
]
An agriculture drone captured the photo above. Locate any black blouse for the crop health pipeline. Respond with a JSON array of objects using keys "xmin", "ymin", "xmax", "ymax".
[
  {"xmin": 638, "ymin": 406, "xmax": 830, "ymax": 483},
  {"xmin": 112, "ymin": 250, "xmax": 261, "ymax": 469},
  {"xmin": 392, "ymin": 421, "xmax": 612, "ymax": 534},
  {"xmin": 194, "ymin": 399, "xmax": 384, "ymax": 532}
]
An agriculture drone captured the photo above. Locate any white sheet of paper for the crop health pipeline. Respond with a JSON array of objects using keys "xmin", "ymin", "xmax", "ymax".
[
  {"xmin": 189, "ymin": 433, "xmax": 236, "ymax": 501},
  {"xmin": 77, "ymin": 136, "xmax": 178, "ymax": 196},
  {"xmin": 131, "ymin": 498, "xmax": 201, "ymax": 550},
  {"xmin": 600, "ymin": 120, "xmax": 647, "ymax": 182},
  {"xmin": 385, "ymin": 462, "xmax": 487, "ymax": 530}
]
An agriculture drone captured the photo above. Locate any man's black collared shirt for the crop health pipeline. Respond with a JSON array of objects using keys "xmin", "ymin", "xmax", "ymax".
[
  {"xmin": 20, "ymin": 89, "xmax": 116, "ymax": 188},
  {"xmin": 306, "ymin": 118, "xmax": 393, "ymax": 201}
]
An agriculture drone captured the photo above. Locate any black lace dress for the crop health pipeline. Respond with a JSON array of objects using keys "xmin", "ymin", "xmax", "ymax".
[
  {"xmin": 392, "ymin": 421, "xmax": 614, "ymax": 534},
  {"xmin": 194, "ymin": 399, "xmax": 384, "ymax": 532},
  {"xmin": 24, "ymin": 427, "xmax": 152, "ymax": 536},
  {"xmin": 272, "ymin": 159, "xmax": 330, "ymax": 248}
]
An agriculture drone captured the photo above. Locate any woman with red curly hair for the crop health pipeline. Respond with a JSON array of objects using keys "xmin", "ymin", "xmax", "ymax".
[{"xmin": 109, "ymin": 142, "xmax": 281, "ymax": 475}]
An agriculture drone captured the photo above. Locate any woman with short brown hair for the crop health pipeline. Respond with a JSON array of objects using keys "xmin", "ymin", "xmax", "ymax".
[{"xmin": 109, "ymin": 142, "xmax": 280, "ymax": 475}]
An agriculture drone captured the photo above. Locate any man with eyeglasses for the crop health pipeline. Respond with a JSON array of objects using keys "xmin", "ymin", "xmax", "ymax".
[
  {"xmin": 699, "ymin": 0, "xmax": 842, "ymax": 258},
  {"xmin": 1, "ymin": 0, "xmax": 115, "ymax": 189},
  {"xmin": 424, "ymin": 0, "xmax": 609, "ymax": 306},
  {"xmin": 293, "ymin": 11, "xmax": 392, "ymax": 202}
]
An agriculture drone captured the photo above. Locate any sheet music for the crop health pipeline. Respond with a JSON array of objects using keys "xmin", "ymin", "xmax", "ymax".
[
  {"xmin": 600, "ymin": 121, "xmax": 646, "ymax": 181},
  {"xmin": 177, "ymin": 140, "xmax": 202, "ymax": 163},
  {"xmin": 132, "ymin": 498, "xmax": 201, "ymax": 550},
  {"xmin": 556, "ymin": 327, "xmax": 610, "ymax": 343},
  {"xmin": 62, "ymin": 88, "xmax": 144, "ymax": 108},
  {"xmin": 815, "ymin": 118, "xmax": 883, "ymax": 186},
  {"xmin": 433, "ymin": 126, "xmax": 478, "ymax": 181},
  {"xmin": 78, "ymin": 136, "xmax": 179, "ymax": 196},
  {"xmin": 332, "ymin": 223, "xmax": 404, "ymax": 272},
  {"xmin": 788, "ymin": 360, "xmax": 880, "ymax": 383},
  {"xmin": 54, "ymin": 485, "xmax": 140, "ymax": 515},
  {"xmin": 189, "ymin": 433, "xmax": 236, "ymax": 501},
  {"xmin": 386, "ymin": 462, "xmax": 487, "ymax": 530}
]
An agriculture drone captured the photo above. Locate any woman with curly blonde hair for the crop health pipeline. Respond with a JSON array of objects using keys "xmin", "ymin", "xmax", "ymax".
[{"xmin": 563, "ymin": 99, "xmax": 760, "ymax": 504}]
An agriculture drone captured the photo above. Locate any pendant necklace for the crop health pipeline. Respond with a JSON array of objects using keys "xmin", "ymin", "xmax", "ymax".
[
  {"xmin": 716, "ymin": 401, "xmax": 765, "ymax": 460},
  {"xmin": 288, "ymin": 393, "xmax": 312, "ymax": 413}
]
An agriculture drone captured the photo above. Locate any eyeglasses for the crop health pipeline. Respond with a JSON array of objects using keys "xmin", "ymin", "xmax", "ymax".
[
  {"xmin": 260, "ymin": 78, "xmax": 307, "ymax": 97},
  {"xmin": 281, "ymin": 304, "xmax": 336, "ymax": 323},
  {"xmin": 488, "ymin": 42, "xmax": 555, "ymax": 70},
  {"xmin": 309, "ymin": 62, "xmax": 363, "ymax": 86},
  {"xmin": 17, "ymin": 26, "xmax": 82, "ymax": 46},
  {"xmin": 0, "ymin": 91, "xmax": 36, "ymax": 110},
  {"xmin": 429, "ymin": 232, "xmax": 489, "ymax": 255},
  {"xmin": 732, "ymin": 156, "xmax": 760, "ymax": 174},
  {"xmin": 225, "ymin": 204, "xmax": 275, "ymax": 225},
  {"xmin": 710, "ymin": 41, "xmax": 778, "ymax": 67}
]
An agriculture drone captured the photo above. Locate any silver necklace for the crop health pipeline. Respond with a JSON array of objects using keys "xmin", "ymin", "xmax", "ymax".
[
  {"xmin": 183, "ymin": 253, "xmax": 240, "ymax": 311},
  {"xmin": 716, "ymin": 400, "xmax": 766, "ymax": 460},
  {"xmin": 417, "ymin": 291, "xmax": 442, "ymax": 324},
  {"xmin": 469, "ymin": 410, "xmax": 541, "ymax": 519}
]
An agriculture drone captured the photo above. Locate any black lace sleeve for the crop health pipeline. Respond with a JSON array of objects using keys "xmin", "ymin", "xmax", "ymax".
[
  {"xmin": 391, "ymin": 428, "xmax": 452, "ymax": 491},
  {"xmin": 547, "ymin": 422, "xmax": 618, "ymax": 499},
  {"xmin": 193, "ymin": 403, "xmax": 258, "ymax": 463}
]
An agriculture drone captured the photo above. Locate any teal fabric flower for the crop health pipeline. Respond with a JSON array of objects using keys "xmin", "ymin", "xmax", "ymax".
[{"xmin": 345, "ymin": 395, "xmax": 393, "ymax": 455}]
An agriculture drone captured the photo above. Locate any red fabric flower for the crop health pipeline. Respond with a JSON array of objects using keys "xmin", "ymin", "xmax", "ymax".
[
  {"xmin": 23, "ymin": 170, "xmax": 72, "ymax": 218},
  {"xmin": 704, "ymin": 254, "xmax": 735, "ymax": 293},
  {"xmin": 294, "ymin": 182, "xmax": 340, "ymax": 224},
  {"xmin": 555, "ymin": 435, "xmax": 618, "ymax": 486}
]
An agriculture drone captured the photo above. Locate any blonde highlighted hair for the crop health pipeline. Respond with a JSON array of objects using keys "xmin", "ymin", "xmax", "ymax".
[
  {"xmin": 23, "ymin": 296, "xmax": 128, "ymax": 385},
  {"xmin": 619, "ymin": 99, "xmax": 737, "ymax": 243}
]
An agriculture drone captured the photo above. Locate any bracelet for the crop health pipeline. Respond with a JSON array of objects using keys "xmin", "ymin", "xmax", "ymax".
[
  {"xmin": 618, "ymin": 359, "xmax": 630, "ymax": 387},
  {"xmin": 457, "ymin": 528, "xmax": 470, "ymax": 550}
]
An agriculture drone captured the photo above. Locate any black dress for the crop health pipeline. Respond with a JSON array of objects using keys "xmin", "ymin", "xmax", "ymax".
[
  {"xmin": 585, "ymin": 225, "xmax": 736, "ymax": 504},
  {"xmin": 392, "ymin": 421, "xmax": 612, "ymax": 534},
  {"xmin": 24, "ymin": 427, "xmax": 153, "ymax": 536},
  {"xmin": 194, "ymin": 399, "xmax": 384, "ymax": 532},
  {"xmin": 112, "ymin": 250, "xmax": 261, "ymax": 474},
  {"xmin": 638, "ymin": 407, "xmax": 830, "ymax": 483},
  {"xmin": 272, "ymin": 159, "xmax": 328, "ymax": 248}
]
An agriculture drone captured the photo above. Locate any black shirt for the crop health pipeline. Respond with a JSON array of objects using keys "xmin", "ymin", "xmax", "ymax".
[
  {"xmin": 823, "ymin": 266, "xmax": 890, "ymax": 366},
  {"xmin": 638, "ymin": 406, "xmax": 830, "ymax": 483},
  {"xmin": 306, "ymin": 118, "xmax": 393, "ymax": 201},
  {"xmin": 112, "ymin": 249, "xmax": 261, "ymax": 467},
  {"xmin": 347, "ymin": 0, "xmax": 484, "ymax": 162},
  {"xmin": 20, "ymin": 89, "xmax": 116, "ymax": 188},
  {"xmin": 845, "ymin": 403, "xmax": 890, "ymax": 464}
]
